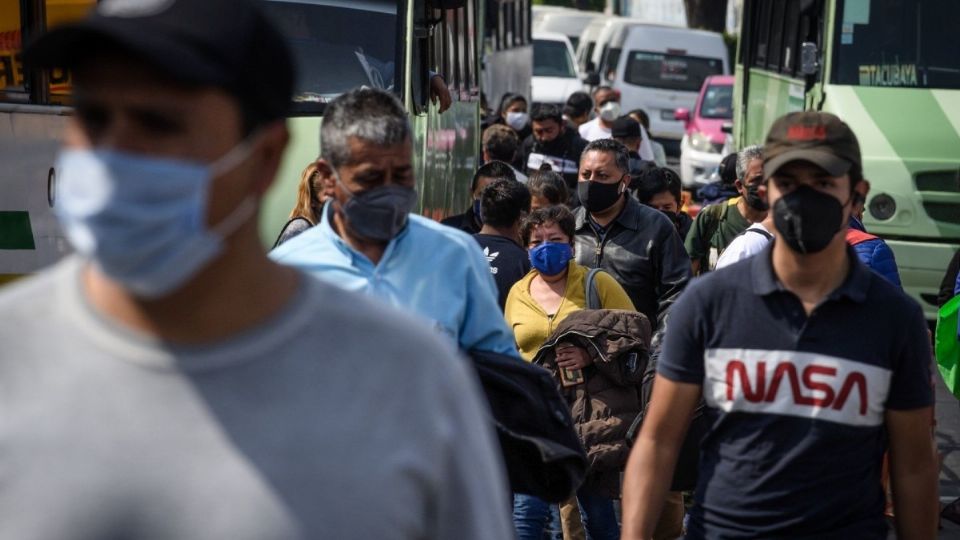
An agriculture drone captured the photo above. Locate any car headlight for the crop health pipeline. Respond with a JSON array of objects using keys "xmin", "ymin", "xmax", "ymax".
[{"xmin": 689, "ymin": 131, "xmax": 720, "ymax": 153}]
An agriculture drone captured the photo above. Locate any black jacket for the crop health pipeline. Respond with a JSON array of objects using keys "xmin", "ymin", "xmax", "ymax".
[
  {"xmin": 574, "ymin": 196, "xmax": 691, "ymax": 329},
  {"xmin": 520, "ymin": 129, "xmax": 589, "ymax": 192},
  {"xmin": 440, "ymin": 206, "xmax": 482, "ymax": 235}
]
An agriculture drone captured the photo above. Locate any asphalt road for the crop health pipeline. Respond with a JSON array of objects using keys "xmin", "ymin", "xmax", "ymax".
[{"xmin": 935, "ymin": 375, "xmax": 960, "ymax": 538}]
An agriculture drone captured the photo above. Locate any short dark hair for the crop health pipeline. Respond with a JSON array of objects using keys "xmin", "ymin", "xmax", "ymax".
[
  {"xmin": 472, "ymin": 160, "xmax": 517, "ymax": 192},
  {"xmin": 628, "ymin": 109, "xmax": 650, "ymax": 131},
  {"xmin": 564, "ymin": 91, "xmax": 592, "ymax": 118},
  {"xmin": 520, "ymin": 205, "xmax": 576, "ymax": 245},
  {"xmin": 480, "ymin": 179, "xmax": 531, "ymax": 228},
  {"xmin": 635, "ymin": 167, "xmax": 682, "ymax": 205},
  {"xmin": 531, "ymin": 103, "xmax": 563, "ymax": 124},
  {"xmin": 581, "ymin": 138, "xmax": 630, "ymax": 175},
  {"xmin": 482, "ymin": 124, "xmax": 520, "ymax": 163},
  {"xmin": 527, "ymin": 170, "xmax": 569, "ymax": 206}
]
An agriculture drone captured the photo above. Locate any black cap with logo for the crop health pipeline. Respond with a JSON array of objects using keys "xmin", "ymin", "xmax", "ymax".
[
  {"xmin": 24, "ymin": 0, "xmax": 294, "ymax": 125},
  {"xmin": 763, "ymin": 111, "xmax": 862, "ymax": 178}
]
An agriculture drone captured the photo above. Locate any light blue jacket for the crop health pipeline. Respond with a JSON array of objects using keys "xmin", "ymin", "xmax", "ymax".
[{"xmin": 271, "ymin": 203, "xmax": 520, "ymax": 358}]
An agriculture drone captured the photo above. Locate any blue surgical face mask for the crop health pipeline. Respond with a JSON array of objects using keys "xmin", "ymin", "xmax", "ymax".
[
  {"xmin": 54, "ymin": 139, "xmax": 257, "ymax": 298},
  {"xmin": 529, "ymin": 242, "xmax": 573, "ymax": 276}
]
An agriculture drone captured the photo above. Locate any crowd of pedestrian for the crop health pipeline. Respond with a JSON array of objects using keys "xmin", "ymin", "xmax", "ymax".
[{"xmin": 0, "ymin": 0, "xmax": 947, "ymax": 539}]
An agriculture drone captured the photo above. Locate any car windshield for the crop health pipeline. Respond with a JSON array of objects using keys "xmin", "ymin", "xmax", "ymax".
[
  {"xmin": 534, "ymin": 39, "xmax": 577, "ymax": 78},
  {"xmin": 624, "ymin": 51, "xmax": 724, "ymax": 92},
  {"xmin": 262, "ymin": 0, "xmax": 398, "ymax": 112},
  {"xmin": 833, "ymin": 0, "xmax": 960, "ymax": 89},
  {"xmin": 699, "ymin": 84, "xmax": 733, "ymax": 119}
]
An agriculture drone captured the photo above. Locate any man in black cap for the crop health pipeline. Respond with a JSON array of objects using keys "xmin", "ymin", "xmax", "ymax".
[
  {"xmin": 520, "ymin": 102, "xmax": 588, "ymax": 193},
  {"xmin": 0, "ymin": 1, "xmax": 512, "ymax": 538},
  {"xmin": 611, "ymin": 115, "xmax": 649, "ymax": 178},
  {"xmin": 622, "ymin": 111, "xmax": 938, "ymax": 540}
]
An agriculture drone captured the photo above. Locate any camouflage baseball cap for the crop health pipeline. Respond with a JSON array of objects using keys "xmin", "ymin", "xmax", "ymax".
[{"xmin": 763, "ymin": 111, "xmax": 861, "ymax": 178}]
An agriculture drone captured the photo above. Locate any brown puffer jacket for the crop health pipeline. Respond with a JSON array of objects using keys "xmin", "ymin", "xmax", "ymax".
[{"xmin": 532, "ymin": 308, "xmax": 651, "ymax": 498}]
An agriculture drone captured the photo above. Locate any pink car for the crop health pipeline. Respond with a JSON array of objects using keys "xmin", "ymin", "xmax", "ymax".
[{"xmin": 675, "ymin": 75, "xmax": 734, "ymax": 188}]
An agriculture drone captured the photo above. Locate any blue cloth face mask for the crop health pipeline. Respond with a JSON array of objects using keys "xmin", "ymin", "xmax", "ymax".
[
  {"xmin": 529, "ymin": 242, "xmax": 573, "ymax": 276},
  {"xmin": 54, "ymin": 140, "xmax": 257, "ymax": 298}
]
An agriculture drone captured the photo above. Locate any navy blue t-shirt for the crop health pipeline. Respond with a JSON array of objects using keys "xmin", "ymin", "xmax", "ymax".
[
  {"xmin": 473, "ymin": 234, "xmax": 531, "ymax": 310},
  {"xmin": 658, "ymin": 244, "xmax": 932, "ymax": 539}
]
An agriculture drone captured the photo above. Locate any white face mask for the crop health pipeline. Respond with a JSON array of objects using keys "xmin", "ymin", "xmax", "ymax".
[
  {"xmin": 54, "ymin": 138, "xmax": 258, "ymax": 298},
  {"xmin": 506, "ymin": 111, "xmax": 530, "ymax": 131},
  {"xmin": 599, "ymin": 101, "xmax": 621, "ymax": 122}
]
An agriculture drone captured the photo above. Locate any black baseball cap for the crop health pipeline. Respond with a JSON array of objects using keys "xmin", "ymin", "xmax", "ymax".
[
  {"xmin": 23, "ymin": 0, "xmax": 294, "ymax": 125},
  {"xmin": 763, "ymin": 111, "xmax": 862, "ymax": 178},
  {"xmin": 611, "ymin": 116, "xmax": 640, "ymax": 139}
]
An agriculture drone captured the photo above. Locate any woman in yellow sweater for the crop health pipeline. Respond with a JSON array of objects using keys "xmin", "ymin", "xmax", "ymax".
[{"xmin": 505, "ymin": 205, "xmax": 634, "ymax": 540}]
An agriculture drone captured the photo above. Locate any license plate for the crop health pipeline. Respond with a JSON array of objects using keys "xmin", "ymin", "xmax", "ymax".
[{"xmin": 661, "ymin": 110, "xmax": 676, "ymax": 121}]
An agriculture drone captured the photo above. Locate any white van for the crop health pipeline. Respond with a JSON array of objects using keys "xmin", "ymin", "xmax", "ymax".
[
  {"xmin": 575, "ymin": 16, "xmax": 620, "ymax": 74},
  {"xmin": 609, "ymin": 24, "xmax": 727, "ymax": 153},
  {"xmin": 535, "ymin": 10, "xmax": 601, "ymax": 51},
  {"xmin": 531, "ymin": 32, "xmax": 583, "ymax": 106}
]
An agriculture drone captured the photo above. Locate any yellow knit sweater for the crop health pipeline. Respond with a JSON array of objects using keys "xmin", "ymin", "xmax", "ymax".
[{"xmin": 504, "ymin": 261, "xmax": 636, "ymax": 361}]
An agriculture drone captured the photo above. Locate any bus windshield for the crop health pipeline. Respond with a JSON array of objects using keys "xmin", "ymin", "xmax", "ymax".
[
  {"xmin": 624, "ymin": 51, "xmax": 723, "ymax": 92},
  {"xmin": 534, "ymin": 39, "xmax": 576, "ymax": 78},
  {"xmin": 699, "ymin": 83, "xmax": 733, "ymax": 119},
  {"xmin": 262, "ymin": 0, "xmax": 398, "ymax": 110},
  {"xmin": 833, "ymin": 0, "xmax": 959, "ymax": 89}
]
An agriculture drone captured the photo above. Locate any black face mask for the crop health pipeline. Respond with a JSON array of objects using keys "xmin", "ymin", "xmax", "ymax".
[
  {"xmin": 578, "ymin": 179, "xmax": 624, "ymax": 213},
  {"xmin": 744, "ymin": 182, "xmax": 769, "ymax": 211},
  {"xmin": 660, "ymin": 209, "xmax": 681, "ymax": 231},
  {"xmin": 773, "ymin": 185, "xmax": 845, "ymax": 254}
]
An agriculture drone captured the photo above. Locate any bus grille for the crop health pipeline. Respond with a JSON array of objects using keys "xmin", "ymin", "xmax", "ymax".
[
  {"xmin": 916, "ymin": 170, "xmax": 960, "ymax": 192},
  {"xmin": 923, "ymin": 202, "xmax": 960, "ymax": 224}
]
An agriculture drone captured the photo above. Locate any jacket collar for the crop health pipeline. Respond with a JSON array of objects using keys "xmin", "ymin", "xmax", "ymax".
[
  {"xmin": 575, "ymin": 195, "xmax": 645, "ymax": 233},
  {"xmin": 750, "ymin": 242, "xmax": 872, "ymax": 303}
]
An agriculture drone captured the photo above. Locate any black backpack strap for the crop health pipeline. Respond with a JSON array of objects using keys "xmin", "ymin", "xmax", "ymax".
[
  {"xmin": 585, "ymin": 267, "xmax": 603, "ymax": 310},
  {"xmin": 746, "ymin": 227, "xmax": 774, "ymax": 241}
]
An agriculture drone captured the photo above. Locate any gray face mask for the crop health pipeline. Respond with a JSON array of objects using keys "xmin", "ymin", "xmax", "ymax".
[{"xmin": 334, "ymin": 170, "xmax": 417, "ymax": 242}]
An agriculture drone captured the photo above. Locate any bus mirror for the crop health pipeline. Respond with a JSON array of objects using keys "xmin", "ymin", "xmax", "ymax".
[
  {"xmin": 800, "ymin": 42, "xmax": 820, "ymax": 76},
  {"xmin": 583, "ymin": 72, "xmax": 600, "ymax": 86}
]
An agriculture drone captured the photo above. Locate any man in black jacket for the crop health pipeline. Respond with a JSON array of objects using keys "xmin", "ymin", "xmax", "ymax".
[
  {"xmin": 441, "ymin": 161, "xmax": 517, "ymax": 234},
  {"xmin": 521, "ymin": 103, "xmax": 588, "ymax": 195},
  {"xmin": 573, "ymin": 139, "xmax": 691, "ymax": 329}
]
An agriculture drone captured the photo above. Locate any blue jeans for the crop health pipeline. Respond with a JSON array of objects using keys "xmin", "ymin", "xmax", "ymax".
[
  {"xmin": 512, "ymin": 494, "xmax": 562, "ymax": 540},
  {"xmin": 576, "ymin": 491, "xmax": 620, "ymax": 540}
]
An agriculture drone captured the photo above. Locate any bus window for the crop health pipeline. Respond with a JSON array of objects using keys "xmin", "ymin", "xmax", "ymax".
[
  {"xmin": 46, "ymin": 0, "xmax": 96, "ymax": 104},
  {"xmin": 625, "ymin": 51, "xmax": 724, "ymax": 92},
  {"xmin": 262, "ymin": 0, "xmax": 398, "ymax": 113},
  {"xmin": 834, "ymin": 0, "xmax": 960, "ymax": 89},
  {"xmin": 0, "ymin": 0, "xmax": 26, "ymax": 102},
  {"xmin": 0, "ymin": 0, "xmax": 95, "ymax": 105}
]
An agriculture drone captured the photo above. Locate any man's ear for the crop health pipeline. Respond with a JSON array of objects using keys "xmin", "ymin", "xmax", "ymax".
[
  {"xmin": 734, "ymin": 179, "xmax": 744, "ymax": 193},
  {"xmin": 851, "ymin": 178, "xmax": 870, "ymax": 206}
]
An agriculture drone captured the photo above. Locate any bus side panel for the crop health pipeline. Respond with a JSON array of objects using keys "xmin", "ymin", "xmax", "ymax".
[
  {"xmin": 483, "ymin": 44, "xmax": 533, "ymax": 105},
  {"xmin": 0, "ymin": 111, "xmax": 71, "ymax": 278},
  {"xmin": 414, "ymin": 99, "xmax": 479, "ymax": 222}
]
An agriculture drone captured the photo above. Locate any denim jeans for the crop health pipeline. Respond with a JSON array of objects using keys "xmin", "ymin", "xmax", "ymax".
[
  {"xmin": 512, "ymin": 493, "xmax": 563, "ymax": 540},
  {"xmin": 576, "ymin": 491, "xmax": 620, "ymax": 540}
]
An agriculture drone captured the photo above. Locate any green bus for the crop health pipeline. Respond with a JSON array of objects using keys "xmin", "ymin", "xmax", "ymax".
[
  {"xmin": 258, "ymin": 0, "xmax": 532, "ymax": 247},
  {"xmin": 0, "ymin": 0, "xmax": 530, "ymax": 282},
  {"xmin": 734, "ymin": 0, "xmax": 960, "ymax": 318}
]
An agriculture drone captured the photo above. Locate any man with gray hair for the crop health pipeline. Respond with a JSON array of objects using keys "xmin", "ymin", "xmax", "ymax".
[
  {"xmin": 271, "ymin": 87, "xmax": 519, "ymax": 357},
  {"xmin": 684, "ymin": 144, "xmax": 767, "ymax": 274}
]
